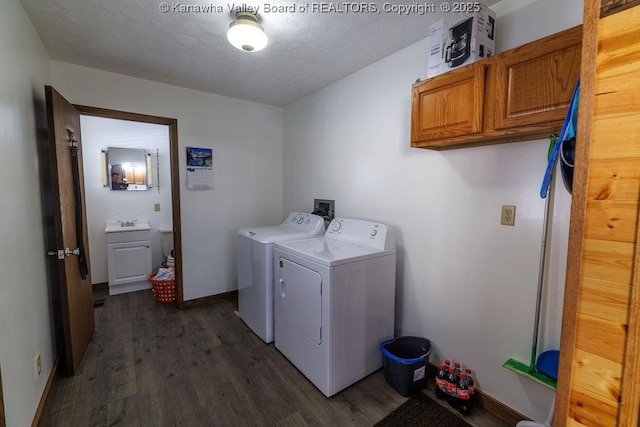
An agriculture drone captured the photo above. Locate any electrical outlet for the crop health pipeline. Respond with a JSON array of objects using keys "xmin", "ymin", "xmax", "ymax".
[
  {"xmin": 501, "ymin": 205, "xmax": 516, "ymax": 226},
  {"xmin": 154, "ymin": 203, "xmax": 161, "ymax": 212},
  {"xmin": 35, "ymin": 354, "xmax": 41, "ymax": 377}
]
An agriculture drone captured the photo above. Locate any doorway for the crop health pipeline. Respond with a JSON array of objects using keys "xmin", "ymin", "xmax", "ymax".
[{"xmin": 75, "ymin": 106, "xmax": 185, "ymax": 308}]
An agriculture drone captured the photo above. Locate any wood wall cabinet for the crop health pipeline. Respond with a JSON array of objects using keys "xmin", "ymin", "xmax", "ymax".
[
  {"xmin": 411, "ymin": 63, "xmax": 486, "ymax": 142},
  {"xmin": 411, "ymin": 25, "xmax": 582, "ymax": 150}
]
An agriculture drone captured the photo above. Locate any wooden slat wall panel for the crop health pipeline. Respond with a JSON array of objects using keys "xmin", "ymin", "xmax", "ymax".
[
  {"xmin": 591, "ymin": 99, "xmax": 640, "ymax": 135},
  {"xmin": 574, "ymin": 313, "xmax": 626, "ymax": 363},
  {"xmin": 578, "ymin": 277, "xmax": 631, "ymax": 323},
  {"xmin": 569, "ymin": 388, "xmax": 619, "ymax": 426},
  {"xmin": 572, "ymin": 348, "xmax": 622, "ymax": 403},
  {"xmin": 583, "ymin": 201, "xmax": 640, "ymax": 243},
  {"xmin": 619, "ymin": 204, "xmax": 640, "ymax": 426},
  {"xmin": 587, "ymin": 159, "xmax": 640, "ymax": 202},
  {"xmin": 581, "ymin": 239, "xmax": 634, "ymax": 283},
  {"xmin": 564, "ymin": 5, "xmax": 640, "ymax": 426},
  {"xmin": 595, "ymin": 69, "xmax": 640, "ymax": 93}
]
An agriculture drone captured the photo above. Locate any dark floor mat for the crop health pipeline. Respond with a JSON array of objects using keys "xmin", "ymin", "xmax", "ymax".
[
  {"xmin": 93, "ymin": 298, "xmax": 105, "ymax": 307},
  {"xmin": 375, "ymin": 392, "xmax": 471, "ymax": 427}
]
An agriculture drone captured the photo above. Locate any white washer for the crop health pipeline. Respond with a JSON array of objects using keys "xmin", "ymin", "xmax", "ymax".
[
  {"xmin": 237, "ymin": 212, "xmax": 325, "ymax": 343},
  {"xmin": 274, "ymin": 218, "xmax": 396, "ymax": 397}
]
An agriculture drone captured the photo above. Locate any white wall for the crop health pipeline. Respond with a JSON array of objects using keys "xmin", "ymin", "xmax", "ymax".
[
  {"xmin": 282, "ymin": 0, "xmax": 582, "ymax": 421},
  {"xmin": 80, "ymin": 116, "xmax": 173, "ymax": 283},
  {"xmin": 0, "ymin": 0, "xmax": 53, "ymax": 426},
  {"xmin": 51, "ymin": 62, "xmax": 284, "ymax": 300}
]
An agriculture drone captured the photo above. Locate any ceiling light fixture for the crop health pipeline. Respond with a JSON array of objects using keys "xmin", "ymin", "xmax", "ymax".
[{"xmin": 227, "ymin": 12, "xmax": 268, "ymax": 52}]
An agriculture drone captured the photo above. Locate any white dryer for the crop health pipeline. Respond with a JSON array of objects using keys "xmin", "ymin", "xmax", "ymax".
[
  {"xmin": 274, "ymin": 218, "xmax": 396, "ymax": 397},
  {"xmin": 237, "ymin": 212, "xmax": 325, "ymax": 343}
]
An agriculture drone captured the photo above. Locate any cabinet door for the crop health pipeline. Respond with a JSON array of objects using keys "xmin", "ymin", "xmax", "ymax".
[
  {"xmin": 494, "ymin": 25, "xmax": 582, "ymax": 130},
  {"xmin": 411, "ymin": 63, "xmax": 486, "ymax": 145},
  {"xmin": 107, "ymin": 240, "xmax": 152, "ymax": 286}
]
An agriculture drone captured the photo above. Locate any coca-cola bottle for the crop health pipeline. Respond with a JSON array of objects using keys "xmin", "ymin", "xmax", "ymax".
[
  {"xmin": 457, "ymin": 370, "xmax": 475, "ymax": 415},
  {"xmin": 452, "ymin": 362, "xmax": 462, "ymax": 399},
  {"xmin": 445, "ymin": 367, "xmax": 458, "ymax": 404},
  {"xmin": 465, "ymin": 369, "xmax": 475, "ymax": 395},
  {"xmin": 435, "ymin": 363, "xmax": 448, "ymax": 399}
]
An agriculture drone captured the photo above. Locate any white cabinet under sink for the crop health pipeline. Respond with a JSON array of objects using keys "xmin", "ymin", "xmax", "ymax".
[{"xmin": 106, "ymin": 220, "xmax": 152, "ymax": 296}]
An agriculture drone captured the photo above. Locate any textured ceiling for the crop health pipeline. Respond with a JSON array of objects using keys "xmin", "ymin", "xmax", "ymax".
[{"xmin": 20, "ymin": 0, "xmax": 497, "ymax": 106}]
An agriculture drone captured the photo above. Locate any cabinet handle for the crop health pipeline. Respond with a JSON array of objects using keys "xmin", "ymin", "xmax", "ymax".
[{"xmin": 279, "ymin": 278, "xmax": 285, "ymax": 298}]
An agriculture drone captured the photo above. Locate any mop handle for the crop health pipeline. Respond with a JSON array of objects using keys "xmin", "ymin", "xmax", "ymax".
[{"xmin": 531, "ymin": 172, "xmax": 554, "ymax": 371}]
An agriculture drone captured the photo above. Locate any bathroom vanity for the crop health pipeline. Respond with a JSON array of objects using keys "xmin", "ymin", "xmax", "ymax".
[{"xmin": 105, "ymin": 220, "xmax": 152, "ymax": 296}]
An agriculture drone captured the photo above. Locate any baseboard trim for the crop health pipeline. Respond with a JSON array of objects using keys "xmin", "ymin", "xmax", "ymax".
[
  {"xmin": 427, "ymin": 362, "xmax": 528, "ymax": 425},
  {"xmin": 182, "ymin": 290, "xmax": 237, "ymax": 308},
  {"xmin": 92, "ymin": 282, "xmax": 108, "ymax": 290},
  {"xmin": 31, "ymin": 355, "xmax": 59, "ymax": 427},
  {"xmin": 475, "ymin": 388, "xmax": 530, "ymax": 425}
]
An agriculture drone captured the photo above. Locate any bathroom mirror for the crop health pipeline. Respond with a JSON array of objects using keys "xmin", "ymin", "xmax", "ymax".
[{"xmin": 104, "ymin": 147, "xmax": 152, "ymax": 191}]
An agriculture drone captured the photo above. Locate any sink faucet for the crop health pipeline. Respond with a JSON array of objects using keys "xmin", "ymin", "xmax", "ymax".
[{"xmin": 119, "ymin": 219, "xmax": 138, "ymax": 227}]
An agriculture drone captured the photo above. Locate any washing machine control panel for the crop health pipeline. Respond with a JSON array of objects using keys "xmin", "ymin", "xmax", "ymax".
[
  {"xmin": 325, "ymin": 218, "xmax": 395, "ymax": 251},
  {"xmin": 282, "ymin": 212, "xmax": 326, "ymax": 234}
]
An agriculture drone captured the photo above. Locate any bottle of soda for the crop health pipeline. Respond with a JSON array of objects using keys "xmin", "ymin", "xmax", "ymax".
[
  {"xmin": 457, "ymin": 370, "xmax": 474, "ymax": 415},
  {"xmin": 445, "ymin": 367, "xmax": 458, "ymax": 404},
  {"xmin": 465, "ymin": 369, "xmax": 475, "ymax": 395},
  {"xmin": 435, "ymin": 363, "xmax": 447, "ymax": 399},
  {"xmin": 452, "ymin": 362, "xmax": 462, "ymax": 399}
]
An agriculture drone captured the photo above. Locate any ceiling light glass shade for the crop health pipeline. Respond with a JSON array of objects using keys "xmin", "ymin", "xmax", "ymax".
[{"xmin": 227, "ymin": 13, "xmax": 268, "ymax": 52}]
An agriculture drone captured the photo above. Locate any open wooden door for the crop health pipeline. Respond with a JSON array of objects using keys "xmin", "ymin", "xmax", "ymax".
[{"xmin": 45, "ymin": 86, "xmax": 94, "ymax": 374}]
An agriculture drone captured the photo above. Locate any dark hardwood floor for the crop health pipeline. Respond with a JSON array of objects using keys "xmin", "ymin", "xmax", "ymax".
[{"xmin": 42, "ymin": 290, "xmax": 509, "ymax": 426}]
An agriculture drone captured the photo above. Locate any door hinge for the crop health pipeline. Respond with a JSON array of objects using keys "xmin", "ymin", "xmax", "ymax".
[{"xmin": 66, "ymin": 129, "xmax": 78, "ymax": 148}]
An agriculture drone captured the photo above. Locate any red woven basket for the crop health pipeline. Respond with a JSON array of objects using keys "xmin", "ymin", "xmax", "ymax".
[{"xmin": 148, "ymin": 271, "xmax": 175, "ymax": 304}]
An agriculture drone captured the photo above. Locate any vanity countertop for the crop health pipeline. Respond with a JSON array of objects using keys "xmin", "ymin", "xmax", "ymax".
[{"xmin": 105, "ymin": 219, "xmax": 151, "ymax": 233}]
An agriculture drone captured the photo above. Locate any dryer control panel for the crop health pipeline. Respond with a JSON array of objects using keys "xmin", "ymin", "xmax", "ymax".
[{"xmin": 325, "ymin": 218, "xmax": 395, "ymax": 251}]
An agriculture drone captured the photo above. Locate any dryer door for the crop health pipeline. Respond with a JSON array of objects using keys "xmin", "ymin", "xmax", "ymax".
[{"xmin": 277, "ymin": 258, "xmax": 322, "ymax": 344}]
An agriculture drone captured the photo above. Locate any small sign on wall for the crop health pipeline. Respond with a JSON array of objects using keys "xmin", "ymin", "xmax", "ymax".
[{"xmin": 186, "ymin": 147, "xmax": 214, "ymax": 190}]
